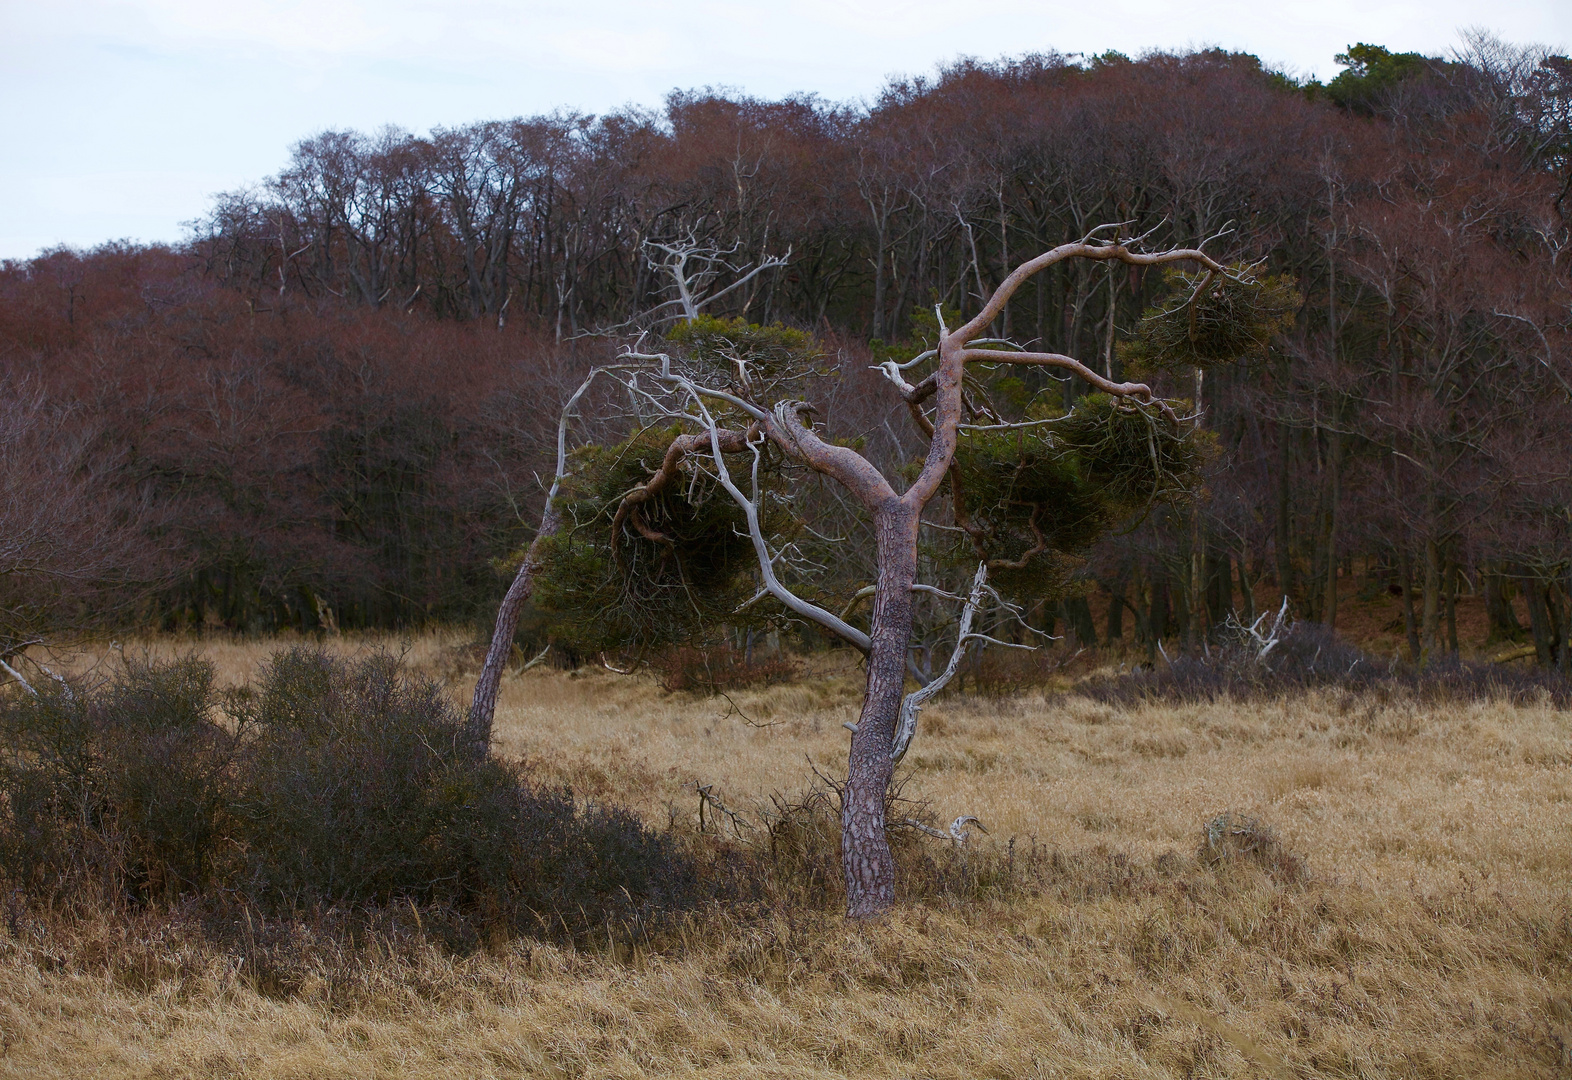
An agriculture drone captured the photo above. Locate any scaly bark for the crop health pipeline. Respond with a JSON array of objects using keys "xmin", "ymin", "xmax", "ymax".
[{"xmin": 841, "ymin": 501, "xmax": 917, "ymax": 917}]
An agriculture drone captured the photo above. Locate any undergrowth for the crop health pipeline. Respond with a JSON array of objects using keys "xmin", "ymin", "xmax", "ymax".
[
  {"xmin": 1080, "ymin": 621, "xmax": 1572, "ymax": 707},
  {"xmin": 0, "ymin": 648, "xmax": 697, "ymax": 947}
]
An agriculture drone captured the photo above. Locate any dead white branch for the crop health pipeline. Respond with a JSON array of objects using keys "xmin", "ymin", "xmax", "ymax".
[
  {"xmin": 891, "ymin": 562, "xmax": 991, "ymax": 763},
  {"xmin": 1223, "ymin": 596, "xmax": 1291, "ymax": 662},
  {"xmin": 644, "ymin": 234, "xmax": 791, "ymax": 322}
]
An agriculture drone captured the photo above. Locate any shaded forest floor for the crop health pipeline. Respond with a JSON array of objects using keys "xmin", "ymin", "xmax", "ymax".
[{"xmin": 2, "ymin": 635, "xmax": 1569, "ymax": 1077}]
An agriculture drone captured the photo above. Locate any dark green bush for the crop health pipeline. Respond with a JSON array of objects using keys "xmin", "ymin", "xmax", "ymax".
[{"xmin": 0, "ymin": 648, "xmax": 697, "ymax": 942}]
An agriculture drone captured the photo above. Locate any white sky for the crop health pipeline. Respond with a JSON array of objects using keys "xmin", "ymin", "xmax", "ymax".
[{"xmin": 2, "ymin": 0, "xmax": 1567, "ymax": 260}]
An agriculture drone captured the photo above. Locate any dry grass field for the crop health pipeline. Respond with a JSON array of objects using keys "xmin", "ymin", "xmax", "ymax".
[{"xmin": 2, "ymin": 633, "xmax": 1569, "ymax": 1078}]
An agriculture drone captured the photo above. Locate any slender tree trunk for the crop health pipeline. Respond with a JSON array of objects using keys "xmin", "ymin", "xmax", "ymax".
[
  {"xmin": 1105, "ymin": 571, "xmax": 1128, "ymax": 647},
  {"xmin": 1064, "ymin": 596, "xmax": 1097, "ymax": 648},
  {"xmin": 1150, "ymin": 572, "xmax": 1169, "ymax": 657},
  {"xmin": 1421, "ymin": 537, "xmax": 1442, "ymax": 664},
  {"xmin": 870, "ymin": 221, "xmax": 889, "ymax": 340},
  {"xmin": 469, "ymin": 366, "xmax": 599, "ymax": 747},
  {"xmin": 1209, "ymin": 551, "xmax": 1233, "ymax": 626},
  {"xmin": 469, "ymin": 502, "xmax": 560, "ymax": 748},
  {"xmin": 1188, "ymin": 520, "xmax": 1206, "ymax": 649},
  {"xmin": 1274, "ymin": 424, "xmax": 1295, "ymax": 606},
  {"xmin": 1560, "ymin": 571, "xmax": 1572, "ymax": 676},
  {"xmin": 1484, "ymin": 568, "xmax": 1524, "ymax": 642},
  {"xmin": 1444, "ymin": 552, "xmax": 1459, "ymax": 657},
  {"xmin": 841, "ymin": 502, "xmax": 917, "ymax": 918},
  {"xmin": 1523, "ymin": 573, "xmax": 1556, "ymax": 668},
  {"xmin": 1236, "ymin": 551, "xmax": 1256, "ymax": 624},
  {"xmin": 1320, "ymin": 429, "xmax": 1342, "ymax": 629},
  {"xmin": 1547, "ymin": 585, "xmax": 1567, "ymax": 670},
  {"xmin": 1399, "ymin": 547, "xmax": 1421, "ymax": 663},
  {"xmin": 1188, "ymin": 368, "xmax": 1206, "ymax": 648}
]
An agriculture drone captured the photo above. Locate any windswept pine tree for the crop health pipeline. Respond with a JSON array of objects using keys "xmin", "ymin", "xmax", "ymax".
[{"xmin": 471, "ymin": 237, "xmax": 1295, "ymax": 916}]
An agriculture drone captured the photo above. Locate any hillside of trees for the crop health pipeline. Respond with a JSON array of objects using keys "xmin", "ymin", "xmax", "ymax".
[{"xmin": 2, "ymin": 34, "xmax": 1569, "ymax": 666}]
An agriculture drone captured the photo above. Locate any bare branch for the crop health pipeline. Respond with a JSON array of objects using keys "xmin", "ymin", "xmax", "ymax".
[
  {"xmin": 688, "ymin": 393, "xmax": 874, "ymax": 652},
  {"xmin": 0, "ymin": 656, "xmax": 37, "ymax": 697},
  {"xmin": 952, "ymin": 242, "xmax": 1227, "ymax": 344},
  {"xmin": 891, "ymin": 562, "xmax": 990, "ymax": 763}
]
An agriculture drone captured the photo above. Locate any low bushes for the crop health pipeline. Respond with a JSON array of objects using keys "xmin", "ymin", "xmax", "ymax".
[
  {"xmin": 0, "ymin": 648, "xmax": 696, "ymax": 942},
  {"xmin": 1081, "ymin": 621, "xmax": 1572, "ymax": 707}
]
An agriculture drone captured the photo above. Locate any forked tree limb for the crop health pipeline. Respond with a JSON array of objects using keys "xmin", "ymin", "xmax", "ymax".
[
  {"xmin": 957, "ymin": 349, "xmax": 1155, "ymax": 402},
  {"xmin": 687, "ymin": 394, "xmax": 874, "ymax": 652},
  {"xmin": 951, "ymin": 242, "xmax": 1227, "ymax": 343},
  {"xmin": 763, "ymin": 401, "xmax": 900, "ymax": 510},
  {"xmin": 891, "ymin": 562, "xmax": 1000, "ymax": 762}
]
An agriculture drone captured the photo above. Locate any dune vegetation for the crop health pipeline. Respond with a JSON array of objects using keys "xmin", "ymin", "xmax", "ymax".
[{"xmin": 0, "ymin": 633, "xmax": 1565, "ymax": 1078}]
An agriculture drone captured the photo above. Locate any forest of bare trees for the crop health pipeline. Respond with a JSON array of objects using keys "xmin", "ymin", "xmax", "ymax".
[{"xmin": 2, "ymin": 36, "xmax": 1569, "ymax": 666}]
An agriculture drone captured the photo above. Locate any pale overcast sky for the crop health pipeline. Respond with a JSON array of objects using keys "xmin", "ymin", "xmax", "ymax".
[{"xmin": 2, "ymin": 0, "xmax": 1567, "ymax": 260}]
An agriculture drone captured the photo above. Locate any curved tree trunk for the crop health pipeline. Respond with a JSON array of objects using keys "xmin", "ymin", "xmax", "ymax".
[{"xmin": 841, "ymin": 502, "xmax": 918, "ymax": 918}]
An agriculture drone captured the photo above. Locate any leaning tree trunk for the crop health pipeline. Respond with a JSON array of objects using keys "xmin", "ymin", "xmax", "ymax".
[
  {"xmin": 469, "ymin": 367, "xmax": 601, "ymax": 748},
  {"xmin": 841, "ymin": 502, "xmax": 918, "ymax": 918},
  {"xmin": 468, "ymin": 503, "xmax": 561, "ymax": 748}
]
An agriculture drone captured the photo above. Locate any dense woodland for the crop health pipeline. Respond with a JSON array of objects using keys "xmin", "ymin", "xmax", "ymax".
[{"xmin": 2, "ymin": 34, "xmax": 1570, "ymax": 667}]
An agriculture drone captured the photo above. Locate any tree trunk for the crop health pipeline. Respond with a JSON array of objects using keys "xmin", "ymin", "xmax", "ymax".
[
  {"xmin": 1274, "ymin": 424, "xmax": 1295, "ymax": 605},
  {"xmin": 1187, "ymin": 366, "xmax": 1206, "ymax": 650},
  {"xmin": 841, "ymin": 502, "xmax": 917, "ymax": 918},
  {"xmin": 1421, "ymin": 538, "xmax": 1442, "ymax": 664},
  {"xmin": 1064, "ymin": 596, "xmax": 1098, "ymax": 649},
  {"xmin": 1236, "ymin": 553, "xmax": 1256, "ymax": 625},
  {"xmin": 1320, "ymin": 429, "xmax": 1342, "ymax": 629},
  {"xmin": 1561, "ymin": 571, "xmax": 1572, "ymax": 676},
  {"xmin": 469, "ymin": 502, "xmax": 561, "ymax": 748},
  {"xmin": 1444, "ymin": 552, "xmax": 1458, "ymax": 658},
  {"xmin": 1483, "ymin": 568, "xmax": 1524, "ymax": 642},
  {"xmin": 1398, "ymin": 547, "xmax": 1421, "ymax": 663},
  {"xmin": 1133, "ymin": 570, "xmax": 1153, "ymax": 652},
  {"xmin": 1187, "ymin": 522, "xmax": 1207, "ymax": 650},
  {"xmin": 1149, "ymin": 572, "xmax": 1169, "ymax": 657},
  {"xmin": 1547, "ymin": 585, "xmax": 1566, "ymax": 670},
  {"xmin": 1207, "ymin": 550, "xmax": 1232, "ymax": 626},
  {"xmin": 1105, "ymin": 572, "xmax": 1128, "ymax": 647},
  {"xmin": 1522, "ymin": 574, "xmax": 1557, "ymax": 668}
]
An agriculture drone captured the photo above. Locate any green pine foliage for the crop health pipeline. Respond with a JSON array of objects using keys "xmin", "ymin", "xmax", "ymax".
[
  {"xmin": 1119, "ymin": 266, "xmax": 1298, "ymax": 372},
  {"xmin": 1325, "ymin": 44, "xmax": 1433, "ymax": 113},
  {"xmin": 663, "ymin": 315, "xmax": 825, "ymax": 401},
  {"xmin": 949, "ymin": 395, "xmax": 1207, "ymax": 597},
  {"xmin": 531, "ymin": 427, "xmax": 790, "ymax": 656}
]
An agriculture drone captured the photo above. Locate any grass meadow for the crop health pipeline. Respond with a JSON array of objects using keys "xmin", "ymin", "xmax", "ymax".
[{"xmin": 0, "ymin": 632, "xmax": 1568, "ymax": 1078}]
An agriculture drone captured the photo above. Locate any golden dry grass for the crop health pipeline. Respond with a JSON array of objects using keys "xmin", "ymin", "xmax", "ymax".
[{"xmin": 5, "ymin": 634, "xmax": 1571, "ymax": 1077}]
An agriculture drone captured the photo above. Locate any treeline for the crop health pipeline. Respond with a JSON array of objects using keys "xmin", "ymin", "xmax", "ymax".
[{"xmin": 2, "ymin": 35, "xmax": 1570, "ymax": 664}]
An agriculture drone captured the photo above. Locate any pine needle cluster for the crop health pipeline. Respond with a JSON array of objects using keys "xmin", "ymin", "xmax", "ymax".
[
  {"xmin": 949, "ymin": 395, "xmax": 1206, "ymax": 596},
  {"xmin": 531, "ymin": 427, "xmax": 790, "ymax": 655},
  {"xmin": 1119, "ymin": 265, "xmax": 1298, "ymax": 371}
]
